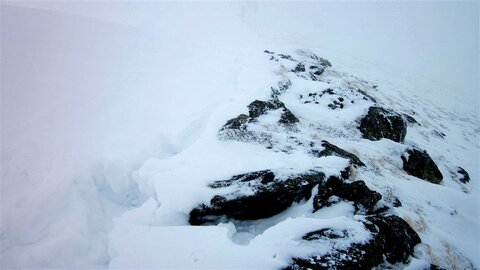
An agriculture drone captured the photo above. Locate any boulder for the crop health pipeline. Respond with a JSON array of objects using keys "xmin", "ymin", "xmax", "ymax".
[
  {"xmin": 286, "ymin": 215, "xmax": 421, "ymax": 270},
  {"xmin": 313, "ymin": 176, "xmax": 381, "ymax": 213},
  {"xmin": 401, "ymin": 148, "xmax": 443, "ymax": 184},
  {"xmin": 247, "ymin": 100, "xmax": 299, "ymax": 124},
  {"xmin": 367, "ymin": 215, "xmax": 421, "ymax": 263},
  {"xmin": 359, "ymin": 106, "xmax": 407, "ymax": 143},
  {"xmin": 189, "ymin": 170, "xmax": 324, "ymax": 225}
]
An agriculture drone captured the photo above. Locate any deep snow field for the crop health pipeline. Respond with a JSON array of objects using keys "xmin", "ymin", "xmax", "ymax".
[{"xmin": 1, "ymin": 2, "xmax": 479, "ymax": 269}]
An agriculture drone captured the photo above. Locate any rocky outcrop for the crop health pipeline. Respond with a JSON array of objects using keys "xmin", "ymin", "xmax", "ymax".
[
  {"xmin": 247, "ymin": 99, "xmax": 299, "ymax": 124},
  {"xmin": 359, "ymin": 106, "xmax": 407, "ymax": 143},
  {"xmin": 402, "ymin": 148, "xmax": 443, "ymax": 184},
  {"xmin": 189, "ymin": 170, "xmax": 324, "ymax": 225},
  {"xmin": 211, "ymin": 51, "xmax": 428, "ymax": 268},
  {"xmin": 311, "ymin": 141, "xmax": 365, "ymax": 167},
  {"xmin": 366, "ymin": 215, "xmax": 421, "ymax": 263},
  {"xmin": 286, "ymin": 215, "xmax": 421, "ymax": 270},
  {"xmin": 313, "ymin": 176, "xmax": 382, "ymax": 214}
]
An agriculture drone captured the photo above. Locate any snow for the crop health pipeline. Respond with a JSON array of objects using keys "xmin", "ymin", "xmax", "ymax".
[{"xmin": 1, "ymin": 1, "xmax": 479, "ymax": 269}]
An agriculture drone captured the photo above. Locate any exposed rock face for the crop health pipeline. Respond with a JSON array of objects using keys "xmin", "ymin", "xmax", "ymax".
[
  {"xmin": 313, "ymin": 176, "xmax": 382, "ymax": 213},
  {"xmin": 189, "ymin": 170, "xmax": 324, "ymax": 225},
  {"xmin": 286, "ymin": 215, "xmax": 421, "ymax": 270},
  {"xmin": 211, "ymin": 51, "xmax": 427, "ymax": 268},
  {"xmin": 457, "ymin": 167, "xmax": 470, "ymax": 183},
  {"xmin": 247, "ymin": 100, "xmax": 282, "ymax": 119},
  {"xmin": 367, "ymin": 215, "xmax": 421, "ymax": 263},
  {"xmin": 311, "ymin": 141, "xmax": 365, "ymax": 167},
  {"xmin": 402, "ymin": 148, "xmax": 443, "ymax": 184},
  {"xmin": 359, "ymin": 106, "xmax": 407, "ymax": 143}
]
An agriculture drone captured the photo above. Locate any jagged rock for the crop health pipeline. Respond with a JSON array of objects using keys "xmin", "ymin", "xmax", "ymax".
[
  {"xmin": 189, "ymin": 170, "xmax": 324, "ymax": 225},
  {"xmin": 279, "ymin": 109, "xmax": 300, "ymax": 124},
  {"xmin": 292, "ymin": 63, "xmax": 305, "ymax": 72},
  {"xmin": 401, "ymin": 148, "xmax": 443, "ymax": 184},
  {"xmin": 457, "ymin": 167, "xmax": 470, "ymax": 183},
  {"xmin": 247, "ymin": 100, "xmax": 282, "ymax": 118},
  {"xmin": 313, "ymin": 176, "xmax": 381, "ymax": 213},
  {"xmin": 366, "ymin": 215, "xmax": 421, "ymax": 263},
  {"xmin": 309, "ymin": 65, "xmax": 325, "ymax": 76},
  {"xmin": 222, "ymin": 114, "xmax": 249, "ymax": 130},
  {"xmin": 310, "ymin": 141, "xmax": 365, "ymax": 167},
  {"xmin": 247, "ymin": 100, "xmax": 299, "ymax": 124},
  {"xmin": 286, "ymin": 215, "xmax": 420, "ymax": 270},
  {"xmin": 309, "ymin": 54, "xmax": 332, "ymax": 68},
  {"xmin": 359, "ymin": 106, "xmax": 407, "ymax": 143}
]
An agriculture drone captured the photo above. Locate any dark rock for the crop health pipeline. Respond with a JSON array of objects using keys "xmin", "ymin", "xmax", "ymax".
[
  {"xmin": 279, "ymin": 109, "xmax": 300, "ymax": 124},
  {"xmin": 269, "ymin": 56, "xmax": 279, "ymax": 62},
  {"xmin": 302, "ymin": 228, "xmax": 349, "ymax": 240},
  {"xmin": 247, "ymin": 100, "xmax": 282, "ymax": 119},
  {"xmin": 313, "ymin": 177, "xmax": 382, "ymax": 213},
  {"xmin": 328, "ymin": 103, "xmax": 338, "ymax": 110},
  {"xmin": 264, "ymin": 50, "xmax": 274, "ymax": 54},
  {"xmin": 311, "ymin": 141, "xmax": 365, "ymax": 167},
  {"xmin": 357, "ymin": 89, "xmax": 377, "ymax": 103},
  {"xmin": 318, "ymin": 58, "xmax": 332, "ymax": 68},
  {"xmin": 292, "ymin": 63, "xmax": 305, "ymax": 72},
  {"xmin": 189, "ymin": 170, "xmax": 325, "ymax": 225},
  {"xmin": 429, "ymin": 264, "xmax": 447, "ymax": 270},
  {"xmin": 221, "ymin": 114, "xmax": 249, "ymax": 130},
  {"xmin": 401, "ymin": 148, "xmax": 443, "ymax": 184},
  {"xmin": 286, "ymin": 215, "xmax": 420, "ymax": 270},
  {"xmin": 393, "ymin": 197, "xmax": 403, "ymax": 207},
  {"xmin": 367, "ymin": 215, "xmax": 421, "ymax": 263},
  {"xmin": 278, "ymin": 54, "xmax": 294, "ymax": 60},
  {"xmin": 322, "ymin": 88, "xmax": 335, "ymax": 95},
  {"xmin": 309, "ymin": 54, "xmax": 332, "ymax": 68},
  {"xmin": 457, "ymin": 167, "xmax": 470, "ymax": 183},
  {"xmin": 433, "ymin": 130, "xmax": 446, "ymax": 139},
  {"xmin": 247, "ymin": 100, "xmax": 299, "ymax": 125},
  {"xmin": 313, "ymin": 68, "xmax": 325, "ymax": 76},
  {"xmin": 286, "ymin": 240, "xmax": 384, "ymax": 270},
  {"xmin": 359, "ymin": 106, "xmax": 407, "ymax": 143}
]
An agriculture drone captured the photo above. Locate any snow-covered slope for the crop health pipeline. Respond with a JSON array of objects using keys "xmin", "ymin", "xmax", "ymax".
[{"xmin": 1, "ymin": 2, "xmax": 478, "ymax": 269}]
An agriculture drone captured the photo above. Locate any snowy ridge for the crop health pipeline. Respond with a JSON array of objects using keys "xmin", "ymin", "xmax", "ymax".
[
  {"xmin": 1, "ymin": 3, "xmax": 478, "ymax": 269},
  {"xmin": 107, "ymin": 50, "xmax": 478, "ymax": 269}
]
